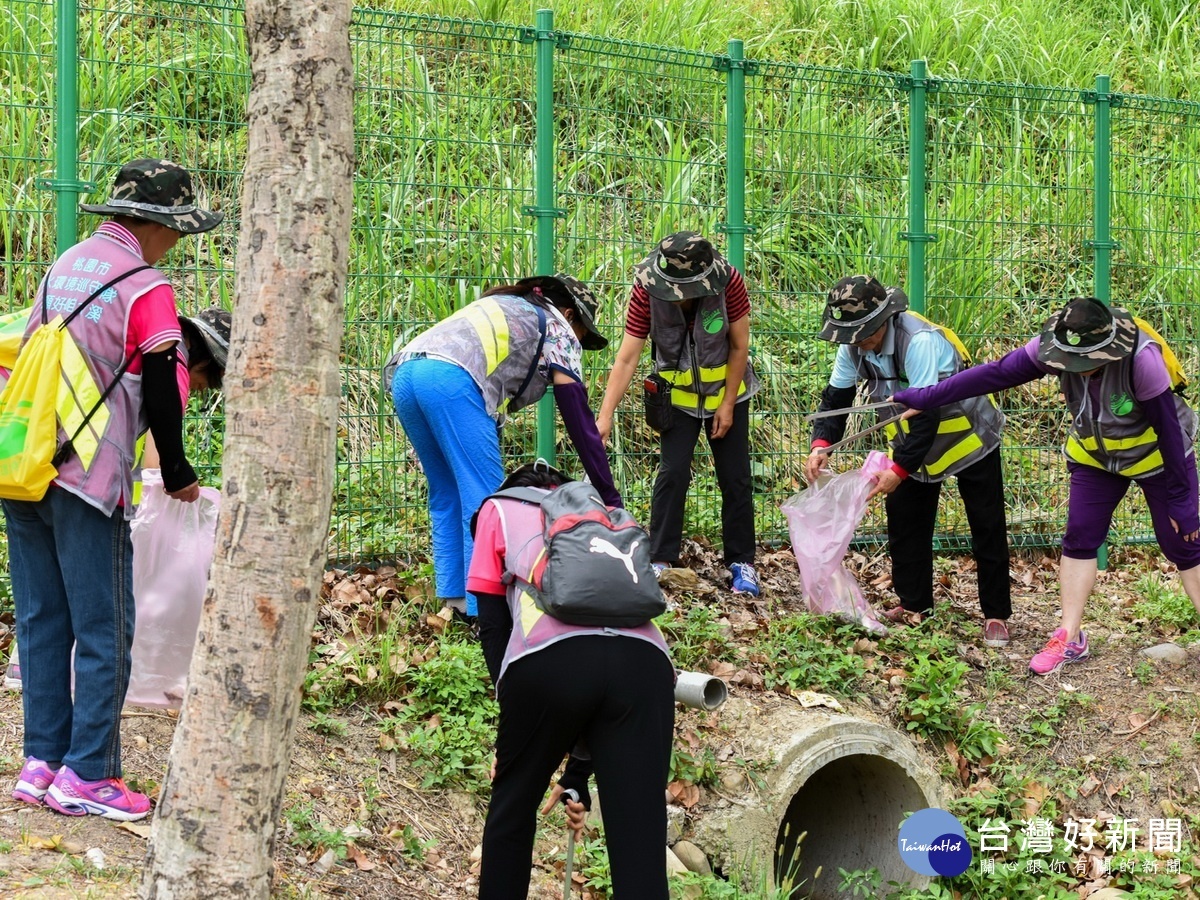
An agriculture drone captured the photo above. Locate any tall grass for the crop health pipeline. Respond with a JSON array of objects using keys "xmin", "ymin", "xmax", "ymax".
[{"xmin": 1, "ymin": 0, "xmax": 1197, "ymax": 560}]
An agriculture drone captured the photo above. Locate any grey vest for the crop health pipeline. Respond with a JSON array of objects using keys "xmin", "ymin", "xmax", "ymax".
[
  {"xmin": 389, "ymin": 294, "xmax": 559, "ymax": 419},
  {"xmin": 1060, "ymin": 332, "xmax": 1197, "ymax": 478},
  {"xmin": 648, "ymin": 289, "xmax": 759, "ymax": 417},
  {"xmin": 27, "ymin": 232, "xmax": 170, "ymax": 516},
  {"xmin": 851, "ymin": 313, "xmax": 1004, "ymax": 482}
]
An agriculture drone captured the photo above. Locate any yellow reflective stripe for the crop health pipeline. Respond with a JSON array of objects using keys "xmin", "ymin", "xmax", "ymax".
[
  {"xmin": 936, "ymin": 416, "xmax": 971, "ymax": 434},
  {"xmin": 924, "ymin": 433, "xmax": 983, "ymax": 477},
  {"xmin": 56, "ymin": 333, "xmax": 109, "ymax": 471},
  {"xmin": 518, "ymin": 587, "xmax": 543, "ymax": 634},
  {"xmin": 131, "ymin": 434, "xmax": 146, "ymax": 505},
  {"xmin": 1121, "ymin": 451, "xmax": 1164, "ymax": 477},
  {"xmin": 669, "ymin": 385, "xmax": 744, "ymax": 411},
  {"xmin": 661, "ymin": 365, "xmax": 732, "ymax": 388},
  {"xmin": 661, "ymin": 369, "xmax": 696, "ymax": 388},
  {"xmin": 1100, "ymin": 430, "xmax": 1157, "ymax": 451},
  {"xmin": 457, "ymin": 300, "xmax": 510, "ymax": 376},
  {"xmin": 669, "ymin": 388, "xmax": 721, "ymax": 411},
  {"xmin": 886, "ymin": 423, "xmax": 899, "ymax": 440},
  {"xmin": 1065, "ymin": 437, "xmax": 1102, "ymax": 467},
  {"xmin": 518, "ymin": 551, "xmax": 548, "ymax": 634},
  {"xmin": 696, "ymin": 364, "xmax": 729, "ymax": 383}
]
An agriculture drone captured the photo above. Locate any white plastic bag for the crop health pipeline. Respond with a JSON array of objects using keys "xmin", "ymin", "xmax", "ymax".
[
  {"xmin": 127, "ymin": 468, "xmax": 220, "ymax": 708},
  {"xmin": 782, "ymin": 451, "xmax": 892, "ymax": 635}
]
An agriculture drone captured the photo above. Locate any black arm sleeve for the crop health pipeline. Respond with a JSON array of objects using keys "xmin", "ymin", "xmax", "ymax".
[
  {"xmin": 890, "ymin": 406, "xmax": 942, "ymax": 474},
  {"xmin": 141, "ymin": 348, "xmax": 197, "ymax": 492},
  {"xmin": 811, "ymin": 384, "xmax": 857, "ymax": 445},
  {"xmin": 475, "ymin": 592, "xmax": 512, "ymax": 687},
  {"xmin": 557, "ymin": 752, "xmax": 593, "ymax": 810}
]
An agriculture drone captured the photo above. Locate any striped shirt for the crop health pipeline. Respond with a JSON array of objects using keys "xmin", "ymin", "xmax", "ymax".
[{"xmin": 622, "ymin": 268, "xmax": 750, "ymax": 339}]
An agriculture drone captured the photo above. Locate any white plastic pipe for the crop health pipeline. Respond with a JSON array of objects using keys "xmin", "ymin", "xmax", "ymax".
[{"xmin": 674, "ymin": 670, "xmax": 728, "ymax": 710}]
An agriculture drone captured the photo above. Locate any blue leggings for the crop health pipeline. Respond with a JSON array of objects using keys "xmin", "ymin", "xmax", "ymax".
[{"xmin": 392, "ymin": 358, "xmax": 503, "ymax": 615}]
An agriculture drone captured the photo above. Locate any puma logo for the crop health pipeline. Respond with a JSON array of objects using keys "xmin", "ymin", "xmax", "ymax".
[{"xmin": 588, "ymin": 536, "xmax": 641, "ymax": 583}]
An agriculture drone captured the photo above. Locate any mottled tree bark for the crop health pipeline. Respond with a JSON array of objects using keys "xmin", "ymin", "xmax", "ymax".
[{"xmin": 140, "ymin": 0, "xmax": 353, "ymax": 895}]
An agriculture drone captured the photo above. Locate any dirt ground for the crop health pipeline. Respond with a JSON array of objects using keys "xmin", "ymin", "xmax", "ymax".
[{"xmin": 0, "ymin": 543, "xmax": 1198, "ymax": 898}]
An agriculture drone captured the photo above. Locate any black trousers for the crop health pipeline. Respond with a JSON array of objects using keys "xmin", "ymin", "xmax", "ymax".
[
  {"xmin": 885, "ymin": 446, "xmax": 1012, "ymax": 619},
  {"xmin": 649, "ymin": 399, "xmax": 755, "ymax": 566},
  {"xmin": 479, "ymin": 636, "xmax": 675, "ymax": 900}
]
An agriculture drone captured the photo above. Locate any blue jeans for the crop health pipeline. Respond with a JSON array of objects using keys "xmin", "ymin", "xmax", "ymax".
[
  {"xmin": 3, "ymin": 489, "xmax": 135, "ymax": 781},
  {"xmin": 392, "ymin": 357, "xmax": 503, "ymax": 616}
]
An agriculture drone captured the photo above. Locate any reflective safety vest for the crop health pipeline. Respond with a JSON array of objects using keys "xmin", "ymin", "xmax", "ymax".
[
  {"xmin": 479, "ymin": 491, "xmax": 671, "ymax": 684},
  {"xmin": 648, "ymin": 289, "xmax": 759, "ymax": 416},
  {"xmin": 851, "ymin": 312, "xmax": 1004, "ymax": 483},
  {"xmin": 1061, "ymin": 331, "xmax": 1197, "ymax": 478},
  {"xmin": 24, "ymin": 234, "xmax": 169, "ymax": 516},
  {"xmin": 389, "ymin": 294, "xmax": 568, "ymax": 419}
]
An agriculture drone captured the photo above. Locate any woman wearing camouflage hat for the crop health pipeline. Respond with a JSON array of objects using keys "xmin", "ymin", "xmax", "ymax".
[
  {"xmin": 8, "ymin": 158, "xmax": 221, "ymax": 820},
  {"xmin": 385, "ymin": 274, "xmax": 620, "ymax": 620},
  {"xmin": 893, "ymin": 297, "xmax": 1200, "ymax": 675},
  {"xmin": 597, "ymin": 232, "xmax": 761, "ymax": 596},
  {"xmin": 806, "ymin": 275, "xmax": 1012, "ymax": 648}
]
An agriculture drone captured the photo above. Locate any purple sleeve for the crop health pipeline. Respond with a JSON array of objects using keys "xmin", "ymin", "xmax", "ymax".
[
  {"xmin": 553, "ymin": 379, "xmax": 623, "ymax": 508},
  {"xmin": 1130, "ymin": 342, "xmax": 1173, "ymax": 401},
  {"xmin": 1141, "ymin": 389, "xmax": 1199, "ymax": 532},
  {"xmin": 893, "ymin": 346, "xmax": 1045, "ymax": 410}
]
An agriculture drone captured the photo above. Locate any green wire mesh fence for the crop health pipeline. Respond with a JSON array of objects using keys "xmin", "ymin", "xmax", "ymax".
[{"xmin": 2, "ymin": 5, "xmax": 1199, "ymax": 567}]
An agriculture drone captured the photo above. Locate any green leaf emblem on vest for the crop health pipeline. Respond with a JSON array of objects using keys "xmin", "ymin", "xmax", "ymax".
[
  {"xmin": 1110, "ymin": 392, "xmax": 1134, "ymax": 416},
  {"xmin": 702, "ymin": 310, "xmax": 723, "ymax": 334}
]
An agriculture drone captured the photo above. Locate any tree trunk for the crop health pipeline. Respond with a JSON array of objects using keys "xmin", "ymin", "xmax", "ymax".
[{"xmin": 141, "ymin": 0, "xmax": 353, "ymax": 895}]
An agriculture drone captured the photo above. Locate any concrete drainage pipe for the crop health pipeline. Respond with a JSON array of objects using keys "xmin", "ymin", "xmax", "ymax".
[{"xmin": 689, "ymin": 698, "xmax": 943, "ymax": 899}]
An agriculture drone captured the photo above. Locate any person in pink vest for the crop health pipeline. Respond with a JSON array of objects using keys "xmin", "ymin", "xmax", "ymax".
[
  {"xmin": 469, "ymin": 462, "xmax": 675, "ymax": 899},
  {"xmin": 7, "ymin": 158, "xmax": 222, "ymax": 820}
]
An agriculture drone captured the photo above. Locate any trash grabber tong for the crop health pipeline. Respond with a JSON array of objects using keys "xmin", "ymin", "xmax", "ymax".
[
  {"xmin": 803, "ymin": 400, "xmax": 899, "ymax": 421},
  {"xmin": 561, "ymin": 787, "xmax": 580, "ymax": 899},
  {"xmin": 818, "ymin": 410, "xmax": 908, "ymax": 455}
]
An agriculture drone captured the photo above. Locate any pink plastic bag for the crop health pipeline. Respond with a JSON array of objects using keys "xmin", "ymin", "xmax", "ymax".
[
  {"xmin": 782, "ymin": 451, "xmax": 892, "ymax": 635},
  {"xmin": 127, "ymin": 468, "xmax": 220, "ymax": 709}
]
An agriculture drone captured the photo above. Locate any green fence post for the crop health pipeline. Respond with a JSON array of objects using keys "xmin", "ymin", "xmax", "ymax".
[
  {"xmin": 1085, "ymin": 75, "xmax": 1120, "ymax": 569},
  {"xmin": 39, "ymin": 0, "xmax": 93, "ymax": 254},
  {"xmin": 718, "ymin": 39, "xmax": 753, "ymax": 269},
  {"xmin": 899, "ymin": 60, "xmax": 936, "ymax": 314},
  {"xmin": 1088, "ymin": 75, "xmax": 1118, "ymax": 306},
  {"xmin": 523, "ymin": 8, "xmax": 566, "ymax": 463}
]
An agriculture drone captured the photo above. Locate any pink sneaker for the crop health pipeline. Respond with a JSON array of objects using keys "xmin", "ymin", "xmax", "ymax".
[
  {"xmin": 1029, "ymin": 628, "xmax": 1089, "ymax": 675},
  {"xmin": 12, "ymin": 757, "xmax": 58, "ymax": 805},
  {"xmin": 45, "ymin": 766, "xmax": 151, "ymax": 821}
]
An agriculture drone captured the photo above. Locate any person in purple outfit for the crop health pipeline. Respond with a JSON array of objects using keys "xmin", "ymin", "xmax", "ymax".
[{"xmin": 893, "ymin": 297, "xmax": 1200, "ymax": 675}]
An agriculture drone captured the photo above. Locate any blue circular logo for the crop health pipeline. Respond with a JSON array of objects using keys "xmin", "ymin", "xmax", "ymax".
[{"xmin": 897, "ymin": 808, "xmax": 972, "ymax": 877}]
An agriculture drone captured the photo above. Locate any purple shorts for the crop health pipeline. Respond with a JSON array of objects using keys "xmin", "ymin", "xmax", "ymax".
[{"xmin": 1062, "ymin": 460, "xmax": 1200, "ymax": 568}]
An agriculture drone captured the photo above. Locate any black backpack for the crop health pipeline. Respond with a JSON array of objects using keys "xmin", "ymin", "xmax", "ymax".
[{"xmin": 483, "ymin": 481, "xmax": 666, "ymax": 628}]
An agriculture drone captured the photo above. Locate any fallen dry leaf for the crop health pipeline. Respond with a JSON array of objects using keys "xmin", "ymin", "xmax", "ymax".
[
  {"xmin": 345, "ymin": 842, "xmax": 377, "ymax": 871},
  {"xmin": 667, "ymin": 780, "xmax": 701, "ymax": 808},
  {"xmin": 115, "ymin": 822, "xmax": 152, "ymax": 839},
  {"xmin": 1023, "ymin": 781, "xmax": 1048, "ymax": 818}
]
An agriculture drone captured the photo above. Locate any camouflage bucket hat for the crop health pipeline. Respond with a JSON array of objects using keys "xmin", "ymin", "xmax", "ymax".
[
  {"xmin": 633, "ymin": 231, "xmax": 732, "ymax": 302},
  {"xmin": 79, "ymin": 158, "xmax": 223, "ymax": 234},
  {"xmin": 818, "ymin": 275, "xmax": 908, "ymax": 344},
  {"xmin": 1037, "ymin": 297, "xmax": 1137, "ymax": 373},
  {"xmin": 514, "ymin": 273, "xmax": 608, "ymax": 351},
  {"xmin": 181, "ymin": 307, "xmax": 232, "ymax": 373}
]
